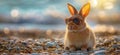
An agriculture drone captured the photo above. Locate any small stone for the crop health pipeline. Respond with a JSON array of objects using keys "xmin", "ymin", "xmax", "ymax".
[
  {"xmin": 76, "ymin": 53, "xmax": 85, "ymax": 55},
  {"xmin": 76, "ymin": 50, "xmax": 82, "ymax": 53},
  {"xmin": 21, "ymin": 41, "xmax": 28, "ymax": 46},
  {"xmin": 62, "ymin": 53, "xmax": 69, "ymax": 55},
  {"xmin": 112, "ymin": 44, "xmax": 120, "ymax": 49},
  {"xmin": 36, "ymin": 46, "xmax": 43, "ymax": 50},
  {"xmin": 9, "ymin": 40, "xmax": 14, "ymax": 45},
  {"xmin": 99, "ymin": 47, "xmax": 106, "ymax": 50},
  {"xmin": 47, "ymin": 48, "xmax": 56, "ymax": 51},
  {"xmin": 69, "ymin": 53, "xmax": 77, "ymax": 55},
  {"xmin": 56, "ymin": 45, "xmax": 60, "ymax": 48},
  {"xmin": 82, "ymin": 51, "xmax": 88, "ymax": 54},
  {"xmin": 42, "ymin": 52, "xmax": 49, "ymax": 55},
  {"xmin": 2, "ymin": 53, "xmax": 8, "ymax": 55},
  {"xmin": 115, "ymin": 50, "xmax": 120, "ymax": 53},
  {"xmin": 15, "ymin": 46, "xmax": 21, "ymax": 52},
  {"xmin": 50, "ymin": 53, "xmax": 57, "ymax": 55},
  {"xmin": 32, "ymin": 53, "xmax": 39, "ymax": 55},
  {"xmin": 34, "ymin": 42, "xmax": 41, "ymax": 46},
  {"xmin": 7, "ymin": 47, "xmax": 12, "ymax": 51},
  {"xmin": 46, "ymin": 42, "xmax": 57, "ymax": 48},
  {"xmin": 55, "ymin": 49, "xmax": 62, "ymax": 54},
  {"xmin": 114, "ymin": 36, "xmax": 120, "ymax": 41},
  {"xmin": 94, "ymin": 50, "xmax": 106, "ymax": 55},
  {"xmin": 32, "ymin": 48, "xmax": 37, "ymax": 51},
  {"xmin": 64, "ymin": 50, "xmax": 70, "ymax": 53}
]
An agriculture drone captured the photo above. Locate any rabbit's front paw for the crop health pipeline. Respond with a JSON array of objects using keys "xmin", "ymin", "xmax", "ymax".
[
  {"xmin": 87, "ymin": 47, "xmax": 94, "ymax": 52},
  {"xmin": 64, "ymin": 47, "xmax": 69, "ymax": 50},
  {"xmin": 69, "ymin": 45, "xmax": 76, "ymax": 51},
  {"xmin": 81, "ymin": 44, "xmax": 87, "ymax": 51}
]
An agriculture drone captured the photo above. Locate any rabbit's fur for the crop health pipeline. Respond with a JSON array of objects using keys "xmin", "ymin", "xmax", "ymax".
[{"xmin": 64, "ymin": 3, "xmax": 96, "ymax": 51}]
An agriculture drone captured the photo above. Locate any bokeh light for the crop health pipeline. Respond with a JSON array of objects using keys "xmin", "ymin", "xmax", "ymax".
[
  {"xmin": 10, "ymin": 9, "xmax": 19, "ymax": 18},
  {"xmin": 3, "ymin": 27, "xmax": 10, "ymax": 34},
  {"xmin": 89, "ymin": 0, "xmax": 98, "ymax": 8},
  {"xmin": 104, "ymin": 2, "xmax": 114, "ymax": 10}
]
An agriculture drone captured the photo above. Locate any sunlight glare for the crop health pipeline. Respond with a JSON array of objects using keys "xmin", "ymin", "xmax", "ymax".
[
  {"xmin": 104, "ymin": 2, "xmax": 114, "ymax": 10},
  {"xmin": 11, "ymin": 9, "xmax": 19, "ymax": 18},
  {"xmin": 90, "ymin": 0, "xmax": 98, "ymax": 8}
]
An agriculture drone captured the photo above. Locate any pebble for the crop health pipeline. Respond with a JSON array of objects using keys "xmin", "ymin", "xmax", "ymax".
[
  {"xmin": 15, "ymin": 46, "xmax": 21, "ymax": 51},
  {"xmin": 1, "ymin": 53, "xmax": 8, "ymax": 55},
  {"xmin": 0, "ymin": 36, "xmax": 119, "ymax": 54},
  {"xmin": 112, "ymin": 44, "xmax": 120, "ymax": 49},
  {"xmin": 9, "ymin": 40, "xmax": 16, "ymax": 45},
  {"xmin": 76, "ymin": 53, "xmax": 84, "ymax": 55},
  {"xmin": 62, "ymin": 53, "xmax": 69, "ymax": 55},
  {"xmin": 94, "ymin": 50, "xmax": 106, "ymax": 55},
  {"xmin": 21, "ymin": 41, "xmax": 28, "ymax": 46},
  {"xmin": 76, "ymin": 50, "xmax": 82, "ymax": 53},
  {"xmin": 115, "ymin": 50, "xmax": 120, "ymax": 53},
  {"xmin": 69, "ymin": 53, "xmax": 76, "ymax": 55},
  {"xmin": 114, "ymin": 36, "xmax": 120, "ymax": 41},
  {"xmin": 42, "ymin": 52, "xmax": 49, "ymax": 55},
  {"xmin": 55, "ymin": 49, "xmax": 62, "ymax": 54},
  {"xmin": 46, "ymin": 41, "xmax": 57, "ymax": 48},
  {"xmin": 32, "ymin": 53, "xmax": 40, "ymax": 55},
  {"xmin": 99, "ymin": 47, "xmax": 106, "ymax": 50},
  {"xmin": 34, "ymin": 42, "xmax": 41, "ymax": 46},
  {"xmin": 7, "ymin": 47, "xmax": 12, "ymax": 51},
  {"xmin": 36, "ymin": 46, "xmax": 43, "ymax": 50}
]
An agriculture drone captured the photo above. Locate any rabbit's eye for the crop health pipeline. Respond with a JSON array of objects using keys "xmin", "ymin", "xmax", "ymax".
[{"xmin": 73, "ymin": 18, "xmax": 80, "ymax": 24}]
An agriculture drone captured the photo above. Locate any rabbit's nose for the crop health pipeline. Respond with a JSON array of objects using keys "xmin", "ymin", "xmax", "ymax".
[{"xmin": 68, "ymin": 26, "xmax": 73, "ymax": 30}]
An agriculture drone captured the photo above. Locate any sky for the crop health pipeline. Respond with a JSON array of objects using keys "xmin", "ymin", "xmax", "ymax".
[
  {"xmin": 0, "ymin": 0, "xmax": 69, "ymax": 24},
  {"xmin": 0, "ymin": 0, "xmax": 68, "ymax": 15},
  {"xmin": 0, "ymin": 0, "xmax": 120, "ymax": 24}
]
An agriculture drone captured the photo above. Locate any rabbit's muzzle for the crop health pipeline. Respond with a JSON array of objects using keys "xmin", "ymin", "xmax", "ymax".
[{"xmin": 68, "ymin": 21, "xmax": 78, "ymax": 30}]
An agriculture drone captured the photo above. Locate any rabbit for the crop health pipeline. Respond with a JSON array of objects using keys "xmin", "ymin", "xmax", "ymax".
[{"xmin": 64, "ymin": 2, "xmax": 96, "ymax": 51}]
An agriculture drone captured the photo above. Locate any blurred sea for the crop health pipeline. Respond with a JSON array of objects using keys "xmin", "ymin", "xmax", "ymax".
[
  {"xmin": 0, "ymin": 21, "xmax": 96, "ymax": 31},
  {"xmin": 0, "ymin": 23, "xmax": 66, "ymax": 30}
]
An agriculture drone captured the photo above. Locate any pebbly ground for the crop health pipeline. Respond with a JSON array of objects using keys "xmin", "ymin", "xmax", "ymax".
[
  {"xmin": 0, "ymin": 35, "xmax": 120, "ymax": 55},
  {"xmin": 0, "ymin": 26, "xmax": 120, "ymax": 55}
]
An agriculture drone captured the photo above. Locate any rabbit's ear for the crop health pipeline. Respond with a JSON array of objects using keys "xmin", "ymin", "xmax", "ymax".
[
  {"xmin": 79, "ymin": 2, "xmax": 90, "ymax": 18},
  {"xmin": 67, "ymin": 3, "xmax": 78, "ymax": 16}
]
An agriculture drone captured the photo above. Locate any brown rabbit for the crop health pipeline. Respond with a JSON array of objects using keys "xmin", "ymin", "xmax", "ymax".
[{"xmin": 64, "ymin": 2, "xmax": 96, "ymax": 51}]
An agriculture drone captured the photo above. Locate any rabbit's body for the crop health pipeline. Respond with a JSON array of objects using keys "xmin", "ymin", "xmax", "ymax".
[
  {"xmin": 64, "ymin": 26, "xmax": 96, "ymax": 50},
  {"xmin": 64, "ymin": 3, "xmax": 96, "ymax": 51}
]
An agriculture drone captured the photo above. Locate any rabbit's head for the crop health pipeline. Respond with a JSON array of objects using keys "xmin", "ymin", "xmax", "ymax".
[{"xmin": 65, "ymin": 3, "xmax": 90, "ymax": 31}]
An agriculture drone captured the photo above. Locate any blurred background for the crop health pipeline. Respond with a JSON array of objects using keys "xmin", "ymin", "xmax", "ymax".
[
  {"xmin": 0, "ymin": 0, "xmax": 120, "ymax": 31},
  {"xmin": 0, "ymin": 0, "xmax": 120, "ymax": 54}
]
